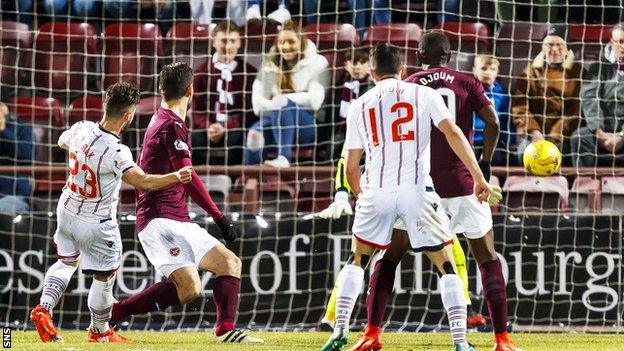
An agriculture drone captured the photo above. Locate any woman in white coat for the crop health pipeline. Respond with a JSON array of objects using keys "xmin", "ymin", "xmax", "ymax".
[{"xmin": 244, "ymin": 20, "xmax": 329, "ymax": 167}]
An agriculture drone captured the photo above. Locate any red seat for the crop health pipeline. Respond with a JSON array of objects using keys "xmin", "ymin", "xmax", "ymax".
[
  {"xmin": 124, "ymin": 95, "xmax": 162, "ymax": 151},
  {"xmin": 569, "ymin": 24, "xmax": 611, "ymax": 61},
  {"xmin": 242, "ymin": 19, "xmax": 280, "ymax": 53},
  {"xmin": 33, "ymin": 22, "xmax": 98, "ymax": 98},
  {"xmin": 363, "ymin": 23, "xmax": 422, "ymax": 68},
  {"xmin": 600, "ymin": 176, "xmax": 624, "ymax": 214},
  {"xmin": 67, "ymin": 95, "xmax": 103, "ymax": 125},
  {"xmin": 433, "ymin": 22, "xmax": 490, "ymax": 52},
  {"xmin": 570, "ymin": 176, "xmax": 601, "ymax": 212},
  {"xmin": 164, "ymin": 22, "xmax": 212, "ymax": 69},
  {"xmin": 503, "ymin": 175, "xmax": 569, "ymax": 211},
  {"xmin": 303, "ymin": 23, "xmax": 359, "ymax": 52},
  {"xmin": 0, "ymin": 21, "xmax": 31, "ymax": 90},
  {"xmin": 11, "ymin": 96, "xmax": 64, "ymax": 162},
  {"xmin": 103, "ymin": 23, "xmax": 163, "ymax": 92}
]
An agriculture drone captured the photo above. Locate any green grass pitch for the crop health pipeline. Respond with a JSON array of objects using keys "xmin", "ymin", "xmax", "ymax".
[{"xmin": 11, "ymin": 331, "xmax": 624, "ymax": 351}]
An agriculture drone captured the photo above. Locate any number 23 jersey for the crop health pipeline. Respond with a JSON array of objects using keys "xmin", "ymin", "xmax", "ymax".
[
  {"xmin": 344, "ymin": 77, "xmax": 452, "ymax": 189},
  {"xmin": 58, "ymin": 121, "xmax": 136, "ymax": 223},
  {"xmin": 405, "ymin": 67, "xmax": 492, "ymax": 198}
]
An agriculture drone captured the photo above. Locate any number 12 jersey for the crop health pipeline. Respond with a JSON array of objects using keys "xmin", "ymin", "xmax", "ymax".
[{"xmin": 344, "ymin": 77, "xmax": 452, "ymax": 189}]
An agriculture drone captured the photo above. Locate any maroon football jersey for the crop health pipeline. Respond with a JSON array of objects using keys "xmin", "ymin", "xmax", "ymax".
[
  {"xmin": 135, "ymin": 107, "xmax": 192, "ymax": 232},
  {"xmin": 405, "ymin": 66, "xmax": 491, "ymax": 198}
]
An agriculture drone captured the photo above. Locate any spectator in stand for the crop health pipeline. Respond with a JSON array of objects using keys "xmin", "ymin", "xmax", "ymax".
[
  {"xmin": 43, "ymin": 0, "xmax": 97, "ymax": 17},
  {"xmin": 472, "ymin": 54, "xmax": 515, "ymax": 165},
  {"xmin": 511, "ymin": 25, "xmax": 583, "ymax": 161},
  {"xmin": 572, "ymin": 23, "xmax": 624, "ymax": 167},
  {"xmin": 245, "ymin": 20, "xmax": 329, "ymax": 168},
  {"xmin": 104, "ymin": 0, "xmax": 175, "ymax": 33},
  {"xmin": 336, "ymin": 48, "xmax": 372, "ymax": 123},
  {"xmin": 191, "ymin": 21, "xmax": 256, "ymax": 166},
  {"xmin": 0, "ymin": 102, "xmax": 35, "ymax": 213}
]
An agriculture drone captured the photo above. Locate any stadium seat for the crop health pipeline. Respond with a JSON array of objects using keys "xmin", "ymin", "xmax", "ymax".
[
  {"xmin": 10, "ymin": 96, "xmax": 64, "ymax": 163},
  {"xmin": 296, "ymin": 177, "xmax": 333, "ymax": 212},
  {"xmin": 67, "ymin": 95, "xmax": 103, "ymax": 125},
  {"xmin": 242, "ymin": 19, "xmax": 280, "ymax": 54},
  {"xmin": 103, "ymin": 23, "xmax": 163, "ymax": 93},
  {"xmin": 569, "ymin": 177, "xmax": 601, "ymax": 212},
  {"xmin": 600, "ymin": 176, "xmax": 624, "ymax": 214},
  {"xmin": 303, "ymin": 23, "xmax": 359, "ymax": 51},
  {"xmin": 258, "ymin": 175, "xmax": 297, "ymax": 213},
  {"xmin": 0, "ymin": 21, "xmax": 31, "ymax": 93},
  {"xmin": 33, "ymin": 22, "xmax": 98, "ymax": 100},
  {"xmin": 568, "ymin": 24, "xmax": 612, "ymax": 61},
  {"xmin": 433, "ymin": 22, "xmax": 490, "ymax": 52},
  {"xmin": 363, "ymin": 23, "xmax": 422, "ymax": 69},
  {"xmin": 124, "ymin": 95, "xmax": 161, "ymax": 150},
  {"xmin": 164, "ymin": 22, "xmax": 212, "ymax": 70},
  {"xmin": 503, "ymin": 175, "xmax": 569, "ymax": 211}
]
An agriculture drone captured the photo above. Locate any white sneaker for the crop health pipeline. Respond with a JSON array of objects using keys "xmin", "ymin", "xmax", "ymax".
[
  {"xmin": 267, "ymin": 4, "xmax": 291, "ymax": 23},
  {"xmin": 216, "ymin": 329, "xmax": 264, "ymax": 343},
  {"xmin": 264, "ymin": 155, "xmax": 290, "ymax": 168},
  {"xmin": 245, "ymin": 4, "xmax": 261, "ymax": 21}
]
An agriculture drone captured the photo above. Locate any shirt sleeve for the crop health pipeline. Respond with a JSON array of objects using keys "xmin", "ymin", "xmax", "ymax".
[
  {"xmin": 161, "ymin": 121, "xmax": 192, "ymax": 161},
  {"xmin": 470, "ymin": 77, "xmax": 492, "ymax": 113},
  {"xmin": 58, "ymin": 121, "xmax": 89, "ymax": 147},
  {"xmin": 110, "ymin": 145, "xmax": 137, "ymax": 177},
  {"xmin": 424, "ymin": 89, "xmax": 452, "ymax": 127},
  {"xmin": 344, "ymin": 102, "xmax": 364, "ymax": 150}
]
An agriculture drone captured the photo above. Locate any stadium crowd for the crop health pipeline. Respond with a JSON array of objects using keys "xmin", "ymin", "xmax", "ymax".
[{"xmin": 0, "ymin": 1, "xmax": 623, "ymax": 214}]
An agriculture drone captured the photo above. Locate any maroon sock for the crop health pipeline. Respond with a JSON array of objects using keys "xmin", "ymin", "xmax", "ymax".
[
  {"xmin": 111, "ymin": 281, "xmax": 180, "ymax": 324},
  {"xmin": 479, "ymin": 259, "xmax": 509, "ymax": 334},
  {"xmin": 213, "ymin": 275, "xmax": 240, "ymax": 336},
  {"xmin": 366, "ymin": 259, "xmax": 398, "ymax": 327}
]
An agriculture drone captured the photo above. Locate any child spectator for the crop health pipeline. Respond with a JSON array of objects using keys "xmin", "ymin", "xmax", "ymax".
[{"xmin": 337, "ymin": 48, "xmax": 372, "ymax": 121}]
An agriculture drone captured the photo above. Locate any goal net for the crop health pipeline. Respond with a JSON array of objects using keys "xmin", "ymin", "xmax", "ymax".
[{"xmin": 0, "ymin": 0, "xmax": 623, "ymax": 333}]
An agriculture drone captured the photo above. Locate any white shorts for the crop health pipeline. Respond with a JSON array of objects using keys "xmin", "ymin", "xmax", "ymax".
[
  {"xmin": 138, "ymin": 218, "xmax": 222, "ymax": 277},
  {"xmin": 352, "ymin": 186, "xmax": 453, "ymax": 252},
  {"xmin": 441, "ymin": 195, "xmax": 492, "ymax": 238},
  {"xmin": 394, "ymin": 194, "xmax": 492, "ymax": 239},
  {"xmin": 54, "ymin": 208, "xmax": 122, "ymax": 274}
]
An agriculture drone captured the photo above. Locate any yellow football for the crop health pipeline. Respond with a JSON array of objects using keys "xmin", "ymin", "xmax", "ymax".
[{"xmin": 523, "ymin": 140, "xmax": 562, "ymax": 176}]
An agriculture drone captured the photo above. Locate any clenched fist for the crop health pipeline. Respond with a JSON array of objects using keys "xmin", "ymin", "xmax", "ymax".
[{"xmin": 176, "ymin": 166, "xmax": 193, "ymax": 184}]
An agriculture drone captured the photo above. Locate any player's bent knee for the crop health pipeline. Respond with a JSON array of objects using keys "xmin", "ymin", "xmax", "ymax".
[
  {"xmin": 178, "ymin": 283, "xmax": 201, "ymax": 304},
  {"xmin": 222, "ymin": 255, "xmax": 242, "ymax": 276}
]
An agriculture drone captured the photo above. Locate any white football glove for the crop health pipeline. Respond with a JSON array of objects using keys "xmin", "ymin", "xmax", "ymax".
[
  {"xmin": 487, "ymin": 185, "xmax": 503, "ymax": 205},
  {"xmin": 316, "ymin": 191, "xmax": 353, "ymax": 219}
]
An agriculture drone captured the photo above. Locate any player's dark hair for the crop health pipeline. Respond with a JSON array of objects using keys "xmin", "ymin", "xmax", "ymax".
[
  {"xmin": 370, "ymin": 43, "xmax": 402, "ymax": 76},
  {"xmin": 419, "ymin": 31, "xmax": 451, "ymax": 65},
  {"xmin": 213, "ymin": 20, "xmax": 241, "ymax": 35},
  {"xmin": 159, "ymin": 62, "xmax": 194, "ymax": 101},
  {"xmin": 104, "ymin": 82, "xmax": 140, "ymax": 119},
  {"xmin": 346, "ymin": 47, "xmax": 370, "ymax": 64}
]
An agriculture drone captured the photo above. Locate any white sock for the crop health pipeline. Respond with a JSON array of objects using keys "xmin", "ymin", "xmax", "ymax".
[
  {"xmin": 88, "ymin": 278, "xmax": 115, "ymax": 334},
  {"xmin": 334, "ymin": 264, "xmax": 364, "ymax": 332},
  {"xmin": 40, "ymin": 260, "xmax": 77, "ymax": 313},
  {"xmin": 440, "ymin": 274, "xmax": 469, "ymax": 348}
]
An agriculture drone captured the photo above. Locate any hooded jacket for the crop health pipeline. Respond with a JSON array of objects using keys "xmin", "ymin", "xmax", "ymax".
[
  {"xmin": 580, "ymin": 43, "xmax": 624, "ymax": 134},
  {"xmin": 252, "ymin": 40, "xmax": 329, "ymax": 117},
  {"xmin": 511, "ymin": 49, "xmax": 583, "ymax": 141}
]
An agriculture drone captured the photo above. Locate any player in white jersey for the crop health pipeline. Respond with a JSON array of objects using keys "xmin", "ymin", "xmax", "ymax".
[
  {"xmin": 29, "ymin": 82, "xmax": 192, "ymax": 344},
  {"xmin": 321, "ymin": 44, "xmax": 492, "ymax": 351}
]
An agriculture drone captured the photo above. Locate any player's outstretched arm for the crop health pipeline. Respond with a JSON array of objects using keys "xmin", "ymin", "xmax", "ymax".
[
  {"xmin": 122, "ymin": 166, "xmax": 192, "ymax": 192},
  {"xmin": 437, "ymin": 119, "xmax": 492, "ymax": 203},
  {"xmin": 477, "ymin": 105, "xmax": 500, "ymax": 181}
]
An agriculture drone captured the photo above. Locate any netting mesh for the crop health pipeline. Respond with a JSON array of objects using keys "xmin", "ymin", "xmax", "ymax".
[{"xmin": 0, "ymin": 0, "xmax": 623, "ymax": 332}]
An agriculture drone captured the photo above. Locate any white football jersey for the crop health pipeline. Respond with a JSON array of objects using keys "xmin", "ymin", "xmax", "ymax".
[
  {"xmin": 57, "ymin": 121, "xmax": 136, "ymax": 223},
  {"xmin": 345, "ymin": 78, "xmax": 451, "ymax": 189}
]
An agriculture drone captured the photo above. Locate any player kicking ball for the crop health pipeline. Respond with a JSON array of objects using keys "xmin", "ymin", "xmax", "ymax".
[
  {"xmin": 30, "ymin": 82, "xmax": 193, "ymax": 343},
  {"xmin": 321, "ymin": 43, "xmax": 492, "ymax": 351},
  {"xmin": 108, "ymin": 62, "xmax": 262, "ymax": 343}
]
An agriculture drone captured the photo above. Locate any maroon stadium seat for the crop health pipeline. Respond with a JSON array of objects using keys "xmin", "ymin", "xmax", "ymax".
[
  {"xmin": 433, "ymin": 22, "xmax": 490, "ymax": 52},
  {"xmin": 11, "ymin": 96, "xmax": 64, "ymax": 163},
  {"xmin": 303, "ymin": 23, "xmax": 359, "ymax": 51},
  {"xmin": 570, "ymin": 176, "xmax": 601, "ymax": 212},
  {"xmin": 242, "ymin": 19, "xmax": 280, "ymax": 53},
  {"xmin": 165, "ymin": 22, "xmax": 212, "ymax": 69},
  {"xmin": 67, "ymin": 95, "xmax": 103, "ymax": 125},
  {"xmin": 0, "ymin": 21, "xmax": 31, "ymax": 92},
  {"xmin": 363, "ymin": 23, "xmax": 422, "ymax": 69},
  {"xmin": 600, "ymin": 176, "xmax": 624, "ymax": 214},
  {"xmin": 103, "ymin": 23, "xmax": 163, "ymax": 92},
  {"xmin": 569, "ymin": 24, "xmax": 612, "ymax": 61},
  {"xmin": 503, "ymin": 175, "xmax": 569, "ymax": 211},
  {"xmin": 124, "ymin": 95, "xmax": 161, "ymax": 150}
]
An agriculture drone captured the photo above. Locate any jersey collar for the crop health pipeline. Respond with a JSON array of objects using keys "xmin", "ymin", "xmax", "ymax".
[{"xmin": 98, "ymin": 124, "xmax": 121, "ymax": 140}]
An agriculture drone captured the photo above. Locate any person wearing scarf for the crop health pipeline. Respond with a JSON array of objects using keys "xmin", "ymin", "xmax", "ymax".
[
  {"xmin": 192, "ymin": 21, "xmax": 256, "ymax": 166},
  {"xmin": 337, "ymin": 48, "xmax": 372, "ymax": 124},
  {"xmin": 511, "ymin": 25, "xmax": 583, "ymax": 162},
  {"xmin": 571, "ymin": 23, "xmax": 624, "ymax": 167}
]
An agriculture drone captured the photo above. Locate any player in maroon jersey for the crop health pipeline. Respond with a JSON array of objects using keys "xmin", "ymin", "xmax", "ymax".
[
  {"xmin": 348, "ymin": 32, "xmax": 520, "ymax": 351},
  {"xmin": 109, "ymin": 63, "xmax": 262, "ymax": 343}
]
